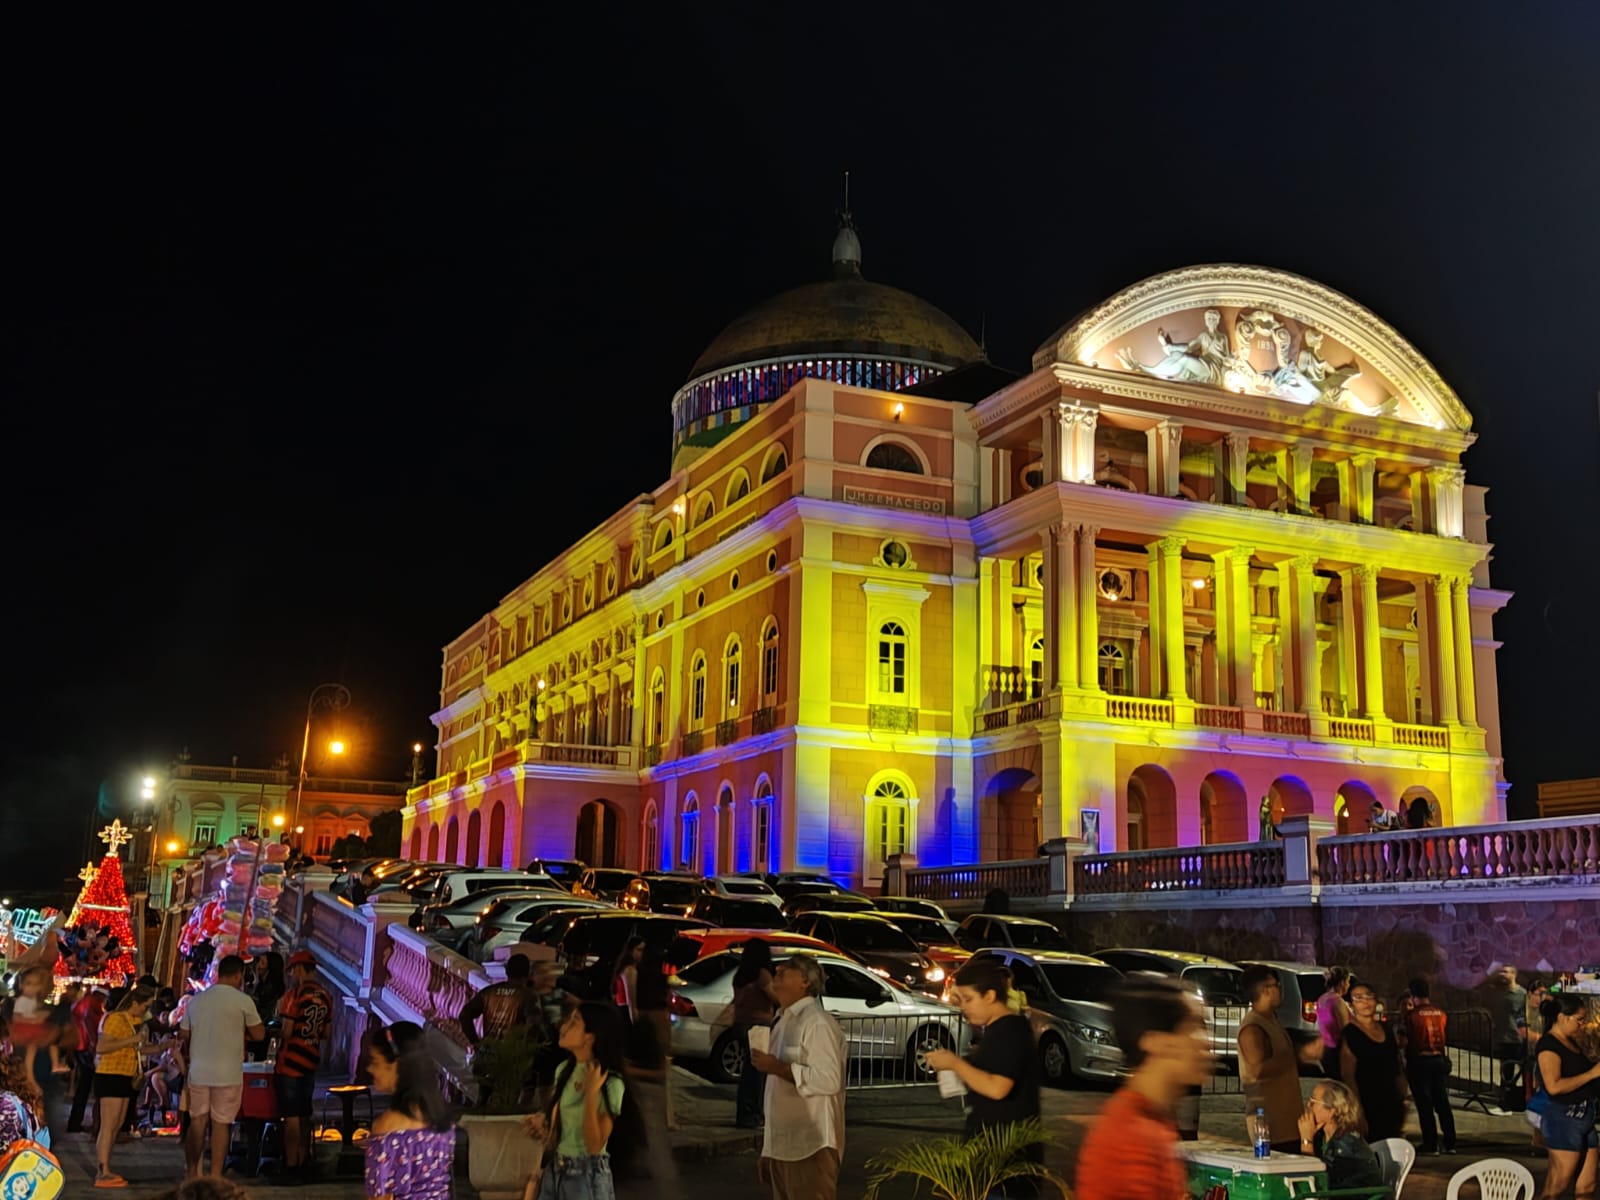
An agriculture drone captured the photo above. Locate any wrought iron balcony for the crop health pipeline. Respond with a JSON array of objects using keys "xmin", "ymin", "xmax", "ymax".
[
  {"xmin": 752, "ymin": 706, "xmax": 777, "ymax": 735},
  {"xmin": 868, "ymin": 705, "xmax": 918, "ymax": 733},
  {"xmin": 716, "ymin": 718, "xmax": 740, "ymax": 746},
  {"xmin": 681, "ymin": 730, "xmax": 704, "ymax": 757}
]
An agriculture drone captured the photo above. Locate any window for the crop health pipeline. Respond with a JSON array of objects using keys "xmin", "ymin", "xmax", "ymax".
[
  {"xmin": 1029, "ymin": 636, "xmax": 1044, "ymax": 700},
  {"xmin": 866, "ymin": 441, "xmax": 923, "ymax": 475},
  {"xmin": 690, "ymin": 655, "xmax": 707, "ymax": 726},
  {"xmin": 724, "ymin": 641, "xmax": 741, "ymax": 714},
  {"xmin": 649, "ymin": 671, "xmax": 665, "ymax": 745},
  {"xmin": 652, "ymin": 523, "xmax": 673, "ymax": 554},
  {"xmin": 1098, "ymin": 641, "xmax": 1128, "ymax": 695},
  {"xmin": 761, "ymin": 621, "xmax": 780, "ymax": 699},
  {"xmin": 877, "ymin": 622, "xmax": 907, "ymax": 695},
  {"xmin": 680, "ymin": 796, "xmax": 700, "ymax": 870},
  {"xmin": 760, "ymin": 447, "xmax": 788, "ymax": 484},
  {"xmin": 726, "ymin": 471, "xmax": 751, "ymax": 507},
  {"xmin": 315, "ymin": 832, "xmax": 334, "ymax": 856},
  {"xmin": 193, "ymin": 819, "xmax": 218, "ymax": 846},
  {"xmin": 643, "ymin": 804, "xmax": 659, "ymax": 870},
  {"xmin": 867, "ymin": 777, "xmax": 911, "ymax": 866},
  {"xmin": 754, "ymin": 785, "xmax": 772, "ymax": 873},
  {"xmin": 694, "ymin": 494, "xmax": 715, "ymax": 527}
]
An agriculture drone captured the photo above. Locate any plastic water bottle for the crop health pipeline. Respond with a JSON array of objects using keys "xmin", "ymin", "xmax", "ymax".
[{"xmin": 1251, "ymin": 1106, "xmax": 1271, "ymax": 1158}]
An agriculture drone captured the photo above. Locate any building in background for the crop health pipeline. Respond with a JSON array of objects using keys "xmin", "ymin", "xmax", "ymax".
[
  {"xmin": 402, "ymin": 219, "xmax": 1509, "ymax": 890},
  {"xmin": 1537, "ymin": 778, "xmax": 1600, "ymax": 818}
]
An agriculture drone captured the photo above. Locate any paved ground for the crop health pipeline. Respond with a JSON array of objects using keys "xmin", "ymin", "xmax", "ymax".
[{"xmin": 54, "ymin": 1068, "xmax": 1546, "ymax": 1198}]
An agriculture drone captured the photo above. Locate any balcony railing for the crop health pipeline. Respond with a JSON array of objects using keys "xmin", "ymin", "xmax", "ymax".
[
  {"xmin": 1263, "ymin": 711, "xmax": 1311, "ymax": 737},
  {"xmin": 1194, "ymin": 704, "xmax": 1244, "ymax": 730},
  {"xmin": 1394, "ymin": 723, "xmax": 1450, "ymax": 750},
  {"xmin": 752, "ymin": 706, "xmax": 777, "ymax": 735},
  {"xmin": 644, "ymin": 744, "xmax": 662, "ymax": 768},
  {"xmin": 716, "ymin": 718, "xmax": 739, "ymax": 746},
  {"xmin": 1075, "ymin": 841, "xmax": 1286, "ymax": 894},
  {"xmin": 868, "ymin": 705, "xmax": 918, "ymax": 733},
  {"xmin": 980, "ymin": 664, "xmax": 1032, "ymax": 709},
  {"xmin": 524, "ymin": 742, "xmax": 633, "ymax": 767},
  {"xmin": 905, "ymin": 858, "xmax": 1048, "ymax": 902},
  {"xmin": 1318, "ymin": 816, "xmax": 1600, "ymax": 885},
  {"xmin": 681, "ymin": 730, "xmax": 703, "ymax": 757},
  {"xmin": 1105, "ymin": 697, "xmax": 1173, "ymax": 725},
  {"xmin": 1328, "ymin": 717, "xmax": 1375, "ymax": 743}
]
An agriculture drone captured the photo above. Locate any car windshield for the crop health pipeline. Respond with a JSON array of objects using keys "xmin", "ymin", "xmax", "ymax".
[
  {"xmin": 593, "ymin": 871, "xmax": 637, "ymax": 890},
  {"xmin": 467, "ymin": 875, "xmax": 544, "ymax": 894},
  {"xmin": 523, "ymin": 910, "xmax": 587, "ymax": 942},
  {"xmin": 1185, "ymin": 967, "xmax": 1245, "ymax": 1006},
  {"xmin": 718, "ymin": 900, "xmax": 783, "ymax": 925},
  {"xmin": 720, "ymin": 881, "xmax": 772, "ymax": 895},
  {"xmin": 675, "ymin": 952, "xmax": 736, "ymax": 986},
  {"xmin": 834, "ymin": 920, "xmax": 919, "ymax": 953},
  {"xmin": 886, "ymin": 916, "xmax": 949, "ymax": 944},
  {"xmin": 446, "ymin": 887, "xmax": 549, "ymax": 912},
  {"xmin": 647, "ymin": 879, "xmax": 699, "ymax": 904},
  {"xmin": 1004, "ymin": 922, "xmax": 1070, "ymax": 950},
  {"xmin": 1041, "ymin": 963, "xmax": 1121, "ymax": 1002}
]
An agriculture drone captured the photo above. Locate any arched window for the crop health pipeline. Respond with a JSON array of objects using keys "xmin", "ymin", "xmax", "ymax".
[
  {"xmin": 649, "ymin": 669, "xmax": 665, "ymax": 745},
  {"xmin": 680, "ymin": 795, "xmax": 700, "ymax": 870},
  {"xmin": 866, "ymin": 441, "xmax": 923, "ymax": 475},
  {"xmin": 717, "ymin": 784, "xmax": 735, "ymax": 874},
  {"xmin": 690, "ymin": 654, "xmax": 707, "ymax": 726},
  {"xmin": 725, "ymin": 470, "xmax": 751, "ymax": 507},
  {"xmin": 693, "ymin": 494, "xmax": 715, "ymax": 528},
  {"xmin": 760, "ymin": 447, "xmax": 788, "ymax": 484},
  {"xmin": 724, "ymin": 640, "xmax": 741, "ymax": 716},
  {"xmin": 652, "ymin": 522, "xmax": 674, "ymax": 554},
  {"xmin": 1029, "ymin": 636, "xmax": 1044, "ymax": 699},
  {"xmin": 1098, "ymin": 641, "xmax": 1128, "ymax": 695},
  {"xmin": 761, "ymin": 621, "xmax": 780, "ymax": 699},
  {"xmin": 753, "ymin": 778, "xmax": 774, "ymax": 873},
  {"xmin": 642, "ymin": 802, "xmax": 659, "ymax": 870},
  {"xmin": 865, "ymin": 775, "xmax": 913, "ymax": 872},
  {"xmin": 877, "ymin": 621, "xmax": 908, "ymax": 696}
]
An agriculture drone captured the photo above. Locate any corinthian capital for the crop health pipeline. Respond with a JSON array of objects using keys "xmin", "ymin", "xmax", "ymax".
[
  {"xmin": 1152, "ymin": 535, "xmax": 1186, "ymax": 558},
  {"xmin": 1351, "ymin": 563, "xmax": 1380, "ymax": 584},
  {"xmin": 1286, "ymin": 554, "xmax": 1317, "ymax": 574},
  {"xmin": 1425, "ymin": 464, "xmax": 1466, "ymax": 488}
]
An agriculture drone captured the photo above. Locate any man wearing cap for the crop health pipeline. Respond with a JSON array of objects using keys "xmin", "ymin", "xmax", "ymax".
[{"xmin": 274, "ymin": 948, "xmax": 333, "ymax": 1185}]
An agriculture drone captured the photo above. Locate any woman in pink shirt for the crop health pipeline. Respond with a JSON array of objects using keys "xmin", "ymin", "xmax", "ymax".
[{"xmin": 1315, "ymin": 967, "xmax": 1352, "ymax": 1080}]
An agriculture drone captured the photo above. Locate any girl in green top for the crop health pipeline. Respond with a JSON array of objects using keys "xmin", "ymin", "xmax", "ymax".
[{"xmin": 523, "ymin": 1002, "xmax": 630, "ymax": 1200}]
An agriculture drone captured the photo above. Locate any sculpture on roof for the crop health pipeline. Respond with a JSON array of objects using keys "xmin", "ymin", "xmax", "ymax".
[{"xmin": 1116, "ymin": 308, "xmax": 1230, "ymax": 385}]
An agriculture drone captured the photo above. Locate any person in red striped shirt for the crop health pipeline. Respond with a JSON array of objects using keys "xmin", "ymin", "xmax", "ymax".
[
  {"xmin": 1076, "ymin": 976, "xmax": 1215, "ymax": 1200},
  {"xmin": 275, "ymin": 948, "xmax": 334, "ymax": 1184}
]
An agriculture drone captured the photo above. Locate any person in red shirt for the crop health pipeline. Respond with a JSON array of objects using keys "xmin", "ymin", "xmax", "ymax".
[
  {"xmin": 275, "ymin": 948, "xmax": 334, "ymax": 1183},
  {"xmin": 1400, "ymin": 976, "xmax": 1455, "ymax": 1155},
  {"xmin": 1077, "ymin": 975, "xmax": 1216, "ymax": 1200},
  {"xmin": 67, "ymin": 985, "xmax": 108, "ymax": 1133}
]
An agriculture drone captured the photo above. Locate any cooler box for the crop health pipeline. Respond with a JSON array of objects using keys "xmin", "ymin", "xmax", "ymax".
[
  {"xmin": 240, "ymin": 1062, "xmax": 279, "ymax": 1122},
  {"xmin": 1185, "ymin": 1150, "xmax": 1327, "ymax": 1200}
]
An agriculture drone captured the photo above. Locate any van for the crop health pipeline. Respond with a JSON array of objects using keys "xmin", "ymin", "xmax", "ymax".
[{"xmin": 422, "ymin": 868, "xmax": 556, "ymax": 909}]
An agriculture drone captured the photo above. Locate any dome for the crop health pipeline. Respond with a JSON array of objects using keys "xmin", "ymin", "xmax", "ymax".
[{"xmin": 672, "ymin": 217, "xmax": 981, "ymax": 461}]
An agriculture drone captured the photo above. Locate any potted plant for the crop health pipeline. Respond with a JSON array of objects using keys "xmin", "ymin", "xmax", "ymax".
[
  {"xmin": 457, "ymin": 1023, "xmax": 546, "ymax": 1200},
  {"xmin": 863, "ymin": 1118, "xmax": 1068, "ymax": 1200}
]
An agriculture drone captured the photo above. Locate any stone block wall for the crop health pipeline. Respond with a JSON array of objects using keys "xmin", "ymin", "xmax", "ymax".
[{"xmin": 1068, "ymin": 903, "xmax": 1322, "ymax": 967}]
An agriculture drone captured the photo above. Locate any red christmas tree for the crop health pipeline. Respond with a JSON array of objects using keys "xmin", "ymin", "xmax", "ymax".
[{"xmin": 56, "ymin": 821, "xmax": 141, "ymax": 984}]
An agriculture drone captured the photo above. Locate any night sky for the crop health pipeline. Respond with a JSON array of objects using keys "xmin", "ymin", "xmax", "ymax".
[{"xmin": 6, "ymin": 4, "xmax": 1599, "ymax": 895}]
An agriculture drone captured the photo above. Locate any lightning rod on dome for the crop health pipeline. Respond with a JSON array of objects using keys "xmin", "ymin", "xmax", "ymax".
[{"xmin": 831, "ymin": 169, "xmax": 861, "ymax": 274}]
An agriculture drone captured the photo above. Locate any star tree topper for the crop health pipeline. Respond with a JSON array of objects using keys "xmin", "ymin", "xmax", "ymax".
[
  {"xmin": 99, "ymin": 818, "xmax": 134, "ymax": 856},
  {"xmin": 78, "ymin": 863, "xmax": 99, "ymax": 884}
]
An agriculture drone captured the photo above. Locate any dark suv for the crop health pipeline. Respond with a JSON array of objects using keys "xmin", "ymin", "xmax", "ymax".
[
  {"xmin": 556, "ymin": 912, "xmax": 708, "ymax": 1000},
  {"xmin": 954, "ymin": 914, "xmax": 1072, "ymax": 953},
  {"xmin": 620, "ymin": 872, "xmax": 703, "ymax": 915},
  {"xmin": 788, "ymin": 911, "xmax": 940, "ymax": 994}
]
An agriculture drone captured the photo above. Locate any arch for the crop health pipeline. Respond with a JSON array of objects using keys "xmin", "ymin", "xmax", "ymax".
[
  {"xmin": 642, "ymin": 801, "xmax": 659, "ymax": 871},
  {"xmin": 426, "ymin": 823, "xmax": 439, "ymax": 861},
  {"xmin": 723, "ymin": 637, "xmax": 742, "ymax": 716},
  {"xmin": 725, "ymin": 469, "xmax": 752, "ymax": 508},
  {"xmin": 408, "ymin": 827, "xmax": 422, "ymax": 860},
  {"xmin": 689, "ymin": 653, "xmax": 708, "ymax": 726},
  {"xmin": 465, "ymin": 809, "xmax": 482, "ymax": 867},
  {"xmin": 865, "ymin": 768, "xmax": 918, "ymax": 880},
  {"xmin": 444, "ymin": 816, "xmax": 460, "ymax": 864},
  {"xmin": 652, "ymin": 521, "xmax": 674, "ymax": 554},
  {"xmin": 752, "ymin": 776, "xmax": 775, "ymax": 874},
  {"xmin": 1400, "ymin": 784, "xmax": 1441, "ymax": 830},
  {"xmin": 680, "ymin": 794, "xmax": 701, "ymax": 871},
  {"xmin": 1128, "ymin": 764, "xmax": 1178, "ymax": 850},
  {"xmin": 648, "ymin": 668, "xmax": 666, "ymax": 746},
  {"xmin": 863, "ymin": 437, "xmax": 927, "ymax": 475},
  {"xmin": 575, "ymin": 799, "xmax": 623, "ymax": 867},
  {"xmin": 693, "ymin": 493, "xmax": 715, "ymax": 527},
  {"xmin": 1200, "ymin": 770, "xmax": 1249, "ymax": 845},
  {"xmin": 716, "ymin": 784, "xmax": 736, "ymax": 875},
  {"xmin": 1267, "ymin": 775, "xmax": 1316, "ymax": 833},
  {"xmin": 760, "ymin": 618, "xmax": 781, "ymax": 699},
  {"xmin": 1335, "ymin": 780, "xmax": 1379, "ymax": 835},
  {"xmin": 486, "ymin": 800, "xmax": 506, "ymax": 868},
  {"xmin": 759, "ymin": 444, "xmax": 788, "ymax": 484},
  {"xmin": 982, "ymin": 766, "xmax": 1041, "ymax": 862}
]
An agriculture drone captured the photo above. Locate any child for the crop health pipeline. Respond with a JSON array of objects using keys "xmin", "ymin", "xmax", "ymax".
[{"xmin": 9, "ymin": 965, "xmax": 69, "ymax": 1079}]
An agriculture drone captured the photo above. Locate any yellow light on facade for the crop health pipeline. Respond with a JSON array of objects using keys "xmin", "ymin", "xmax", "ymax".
[
  {"xmin": 328, "ymin": 739, "xmax": 346, "ymax": 756},
  {"xmin": 165, "ymin": 839, "xmax": 181, "ymax": 854},
  {"xmin": 142, "ymin": 775, "xmax": 157, "ymax": 790},
  {"xmin": 892, "ymin": 402, "xmax": 904, "ymax": 421},
  {"xmin": 412, "ymin": 742, "xmax": 423, "ymax": 754},
  {"xmin": 295, "ymin": 825, "xmax": 305, "ymax": 834},
  {"xmin": 1192, "ymin": 577, "xmax": 1207, "ymax": 589},
  {"xmin": 272, "ymin": 813, "xmax": 286, "ymax": 828}
]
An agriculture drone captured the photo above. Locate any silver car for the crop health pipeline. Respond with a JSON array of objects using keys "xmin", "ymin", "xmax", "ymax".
[
  {"xmin": 470, "ymin": 895, "xmax": 613, "ymax": 962},
  {"xmin": 668, "ymin": 949, "xmax": 969, "ymax": 1084},
  {"xmin": 967, "ymin": 948, "xmax": 1124, "ymax": 1084}
]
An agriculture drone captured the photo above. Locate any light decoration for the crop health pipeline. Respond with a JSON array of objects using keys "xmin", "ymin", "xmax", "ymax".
[{"xmin": 56, "ymin": 832, "xmax": 141, "ymax": 985}]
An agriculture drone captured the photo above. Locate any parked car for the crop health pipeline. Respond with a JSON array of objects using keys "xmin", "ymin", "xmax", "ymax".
[
  {"xmin": 780, "ymin": 890, "xmax": 877, "ymax": 922},
  {"xmin": 1090, "ymin": 948, "xmax": 1247, "ymax": 1063},
  {"xmin": 572, "ymin": 867, "xmax": 643, "ymax": 904},
  {"xmin": 766, "ymin": 874, "xmax": 847, "ymax": 902},
  {"xmin": 365, "ymin": 864, "xmax": 456, "ymax": 903},
  {"xmin": 620, "ymin": 871, "xmax": 703, "ymax": 915},
  {"xmin": 665, "ymin": 928, "xmax": 850, "ymax": 967},
  {"xmin": 702, "ymin": 875, "xmax": 780, "ymax": 899},
  {"xmin": 413, "ymin": 886, "xmax": 567, "ymax": 948},
  {"xmin": 555, "ymin": 913, "xmax": 708, "ymax": 1000},
  {"xmin": 688, "ymin": 893, "xmax": 786, "ymax": 929},
  {"xmin": 871, "ymin": 913, "xmax": 970, "ymax": 981},
  {"xmin": 471, "ymin": 895, "xmax": 613, "ymax": 962},
  {"xmin": 954, "ymin": 914, "xmax": 1072, "ymax": 953},
  {"xmin": 421, "ymin": 868, "xmax": 559, "ymax": 909},
  {"xmin": 668, "ymin": 948, "xmax": 968, "ymax": 1083},
  {"xmin": 1237, "ymin": 959, "xmax": 1330, "ymax": 1046},
  {"xmin": 525, "ymin": 858, "xmax": 587, "ymax": 891},
  {"xmin": 787, "ymin": 912, "xmax": 941, "ymax": 994},
  {"xmin": 874, "ymin": 896, "xmax": 959, "ymax": 937},
  {"xmin": 964, "ymin": 948, "xmax": 1124, "ymax": 1084}
]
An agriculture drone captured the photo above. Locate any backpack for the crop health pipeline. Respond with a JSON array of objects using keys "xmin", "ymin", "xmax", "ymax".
[{"xmin": 0, "ymin": 1095, "xmax": 64, "ymax": 1200}]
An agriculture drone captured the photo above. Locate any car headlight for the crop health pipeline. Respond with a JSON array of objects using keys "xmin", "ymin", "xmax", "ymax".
[
  {"xmin": 1069, "ymin": 1022, "xmax": 1114, "ymax": 1045},
  {"xmin": 924, "ymin": 965, "xmax": 946, "ymax": 983}
]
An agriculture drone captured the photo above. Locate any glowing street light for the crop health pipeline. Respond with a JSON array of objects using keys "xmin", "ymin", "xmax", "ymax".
[
  {"xmin": 329, "ymin": 739, "xmax": 346, "ymax": 757},
  {"xmin": 272, "ymin": 813, "xmax": 286, "ymax": 829},
  {"xmin": 291, "ymin": 683, "xmax": 351, "ymax": 839},
  {"xmin": 164, "ymin": 840, "xmax": 181, "ymax": 855}
]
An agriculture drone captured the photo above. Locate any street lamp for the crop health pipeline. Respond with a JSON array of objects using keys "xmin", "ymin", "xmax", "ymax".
[
  {"xmin": 534, "ymin": 678, "xmax": 548, "ymax": 741},
  {"xmin": 410, "ymin": 743, "xmax": 425, "ymax": 788},
  {"xmin": 291, "ymin": 682, "xmax": 352, "ymax": 838}
]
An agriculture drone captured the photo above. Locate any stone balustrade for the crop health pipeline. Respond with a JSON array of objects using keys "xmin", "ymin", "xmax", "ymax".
[
  {"xmin": 373, "ymin": 925, "xmax": 489, "ymax": 1097},
  {"xmin": 904, "ymin": 857, "xmax": 1049, "ymax": 902},
  {"xmin": 1318, "ymin": 815, "xmax": 1600, "ymax": 886},
  {"xmin": 1074, "ymin": 840, "xmax": 1286, "ymax": 895}
]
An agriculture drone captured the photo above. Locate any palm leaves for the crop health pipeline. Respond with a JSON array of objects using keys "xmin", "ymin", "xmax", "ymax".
[{"xmin": 862, "ymin": 1117, "xmax": 1068, "ymax": 1200}]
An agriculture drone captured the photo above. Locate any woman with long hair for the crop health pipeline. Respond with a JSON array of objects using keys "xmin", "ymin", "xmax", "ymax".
[
  {"xmin": 1339, "ymin": 978, "xmax": 1406, "ymax": 1140},
  {"xmin": 610, "ymin": 938, "xmax": 645, "ymax": 1028},
  {"xmin": 1315, "ymin": 967, "xmax": 1352, "ymax": 1080},
  {"xmin": 1297, "ymin": 1079, "xmax": 1384, "ymax": 1188},
  {"xmin": 923, "ymin": 955, "xmax": 1043, "ymax": 1194},
  {"xmin": 524, "ymin": 1002, "xmax": 640, "ymax": 1200},
  {"xmin": 94, "ymin": 983, "xmax": 156, "ymax": 1189},
  {"xmin": 0, "ymin": 1051, "xmax": 45, "ymax": 1154},
  {"xmin": 1533, "ymin": 994, "xmax": 1600, "ymax": 1200},
  {"xmin": 363, "ymin": 1020, "xmax": 455, "ymax": 1200},
  {"xmin": 729, "ymin": 938, "xmax": 777, "ymax": 1129}
]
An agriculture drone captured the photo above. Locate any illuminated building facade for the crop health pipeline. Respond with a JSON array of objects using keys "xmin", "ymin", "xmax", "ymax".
[{"xmin": 403, "ymin": 227, "xmax": 1508, "ymax": 890}]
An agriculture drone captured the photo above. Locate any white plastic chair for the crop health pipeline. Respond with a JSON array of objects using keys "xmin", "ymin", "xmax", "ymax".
[
  {"xmin": 1374, "ymin": 1137, "xmax": 1416, "ymax": 1197},
  {"xmin": 1444, "ymin": 1157, "xmax": 1536, "ymax": 1200}
]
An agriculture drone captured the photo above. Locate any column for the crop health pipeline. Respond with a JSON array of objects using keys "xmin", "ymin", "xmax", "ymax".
[
  {"xmin": 1212, "ymin": 547, "xmax": 1255, "ymax": 707},
  {"xmin": 1041, "ymin": 525, "xmax": 1079, "ymax": 691},
  {"xmin": 1431, "ymin": 576, "xmax": 1459, "ymax": 723},
  {"xmin": 1146, "ymin": 420, "xmax": 1183, "ymax": 496},
  {"xmin": 1288, "ymin": 555, "xmax": 1319, "ymax": 713},
  {"xmin": 1060, "ymin": 402, "xmax": 1098, "ymax": 485},
  {"xmin": 1451, "ymin": 574, "xmax": 1478, "ymax": 724},
  {"xmin": 1076, "ymin": 524, "xmax": 1100, "ymax": 689},
  {"xmin": 1351, "ymin": 454, "xmax": 1375, "ymax": 524},
  {"xmin": 1040, "ymin": 407, "xmax": 1063, "ymax": 484},
  {"xmin": 1154, "ymin": 536, "xmax": 1187, "ymax": 699},
  {"xmin": 1426, "ymin": 465, "xmax": 1466, "ymax": 537},
  {"xmin": 1222, "ymin": 432, "xmax": 1250, "ymax": 505},
  {"xmin": 1354, "ymin": 565, "xmax": 1385, "ymax": 719},
  {"xmin": 1289, "ymin": 444, "xmax": 1315, "ymax": 514}
]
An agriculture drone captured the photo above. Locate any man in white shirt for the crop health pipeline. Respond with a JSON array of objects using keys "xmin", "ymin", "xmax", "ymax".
[
  {"xmin": 748, "ymin": 953, "xmax": 846, "ymax": 1200},
  {"xmin": 181, "ymin": 954, "xmax": 265, "ymax": 1180}
]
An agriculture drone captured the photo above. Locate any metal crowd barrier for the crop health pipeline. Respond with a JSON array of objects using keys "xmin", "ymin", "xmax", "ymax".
[
  {"xmin": 832, "ymin": 1011, "xmax": 968, "ymax": 1091},
  {"xmin": 1444, "ymin": 1007, "xmax": 1504, "ymax": 1113},
  {"xmin": 1204, "ymin": 1005, "xmax": 1245, "ymax": 1094}
]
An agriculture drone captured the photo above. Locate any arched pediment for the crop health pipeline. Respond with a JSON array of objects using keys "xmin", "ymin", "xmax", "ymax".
[{"xmin": 1033, "ymin": 264, "xmax": 1471, "ymax": 432}]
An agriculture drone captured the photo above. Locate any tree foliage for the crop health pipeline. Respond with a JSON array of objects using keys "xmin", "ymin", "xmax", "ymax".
[{"xmin": 862, "ymin": 1117, "xmax": 1068, "ymax": 1200}]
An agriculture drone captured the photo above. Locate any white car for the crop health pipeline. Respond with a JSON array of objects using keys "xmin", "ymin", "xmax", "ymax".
[
  {"xmin": 668, "ymin": 949, "xmax": 968, "ymax": 1083},
  {"xmin": 703, "ymin": 875, "xmax": 779, "ymax": 899}
]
